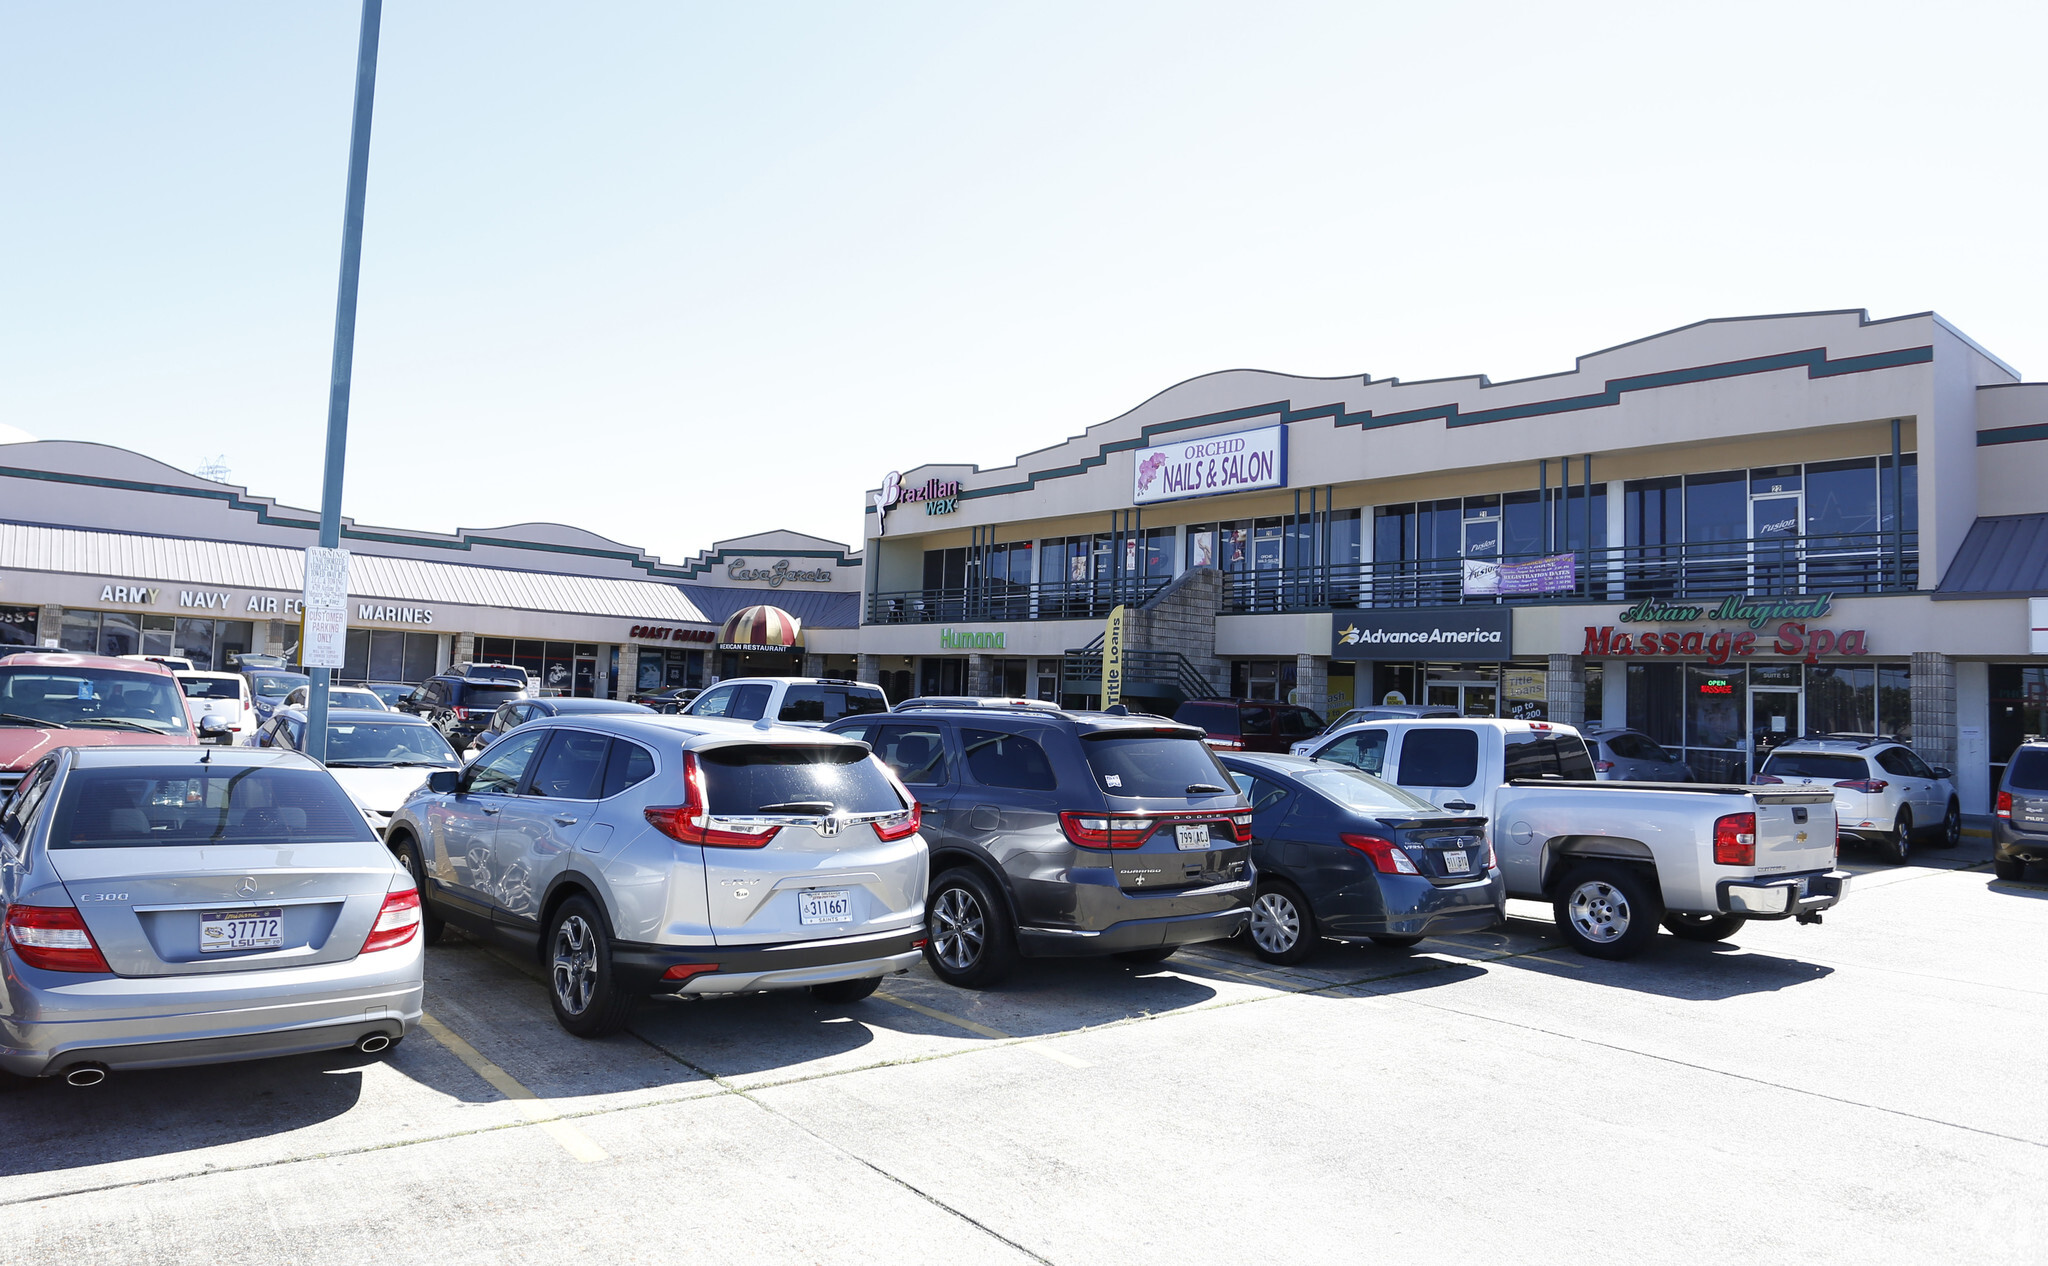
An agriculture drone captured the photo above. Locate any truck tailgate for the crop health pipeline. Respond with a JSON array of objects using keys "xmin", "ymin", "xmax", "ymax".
[{"xmin": 1753, "ymin": 790, "xmax": 1837, "ymax": 874}]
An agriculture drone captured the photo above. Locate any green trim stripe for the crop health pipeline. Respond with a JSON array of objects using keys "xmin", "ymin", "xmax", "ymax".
[{"xmin": 1978, "ymin": 423, "xmax": 2048, "ymax": 446}]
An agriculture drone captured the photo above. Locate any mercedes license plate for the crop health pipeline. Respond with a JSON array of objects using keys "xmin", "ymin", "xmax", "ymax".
[
  {"xmin": 798, "ymin": 890, "xmax": 853, "ymax": 925},
  {"xmin": 1175, "ymin": 823, "xmax": 1211, "ymax": 851},
  {"xmin": 200, "ymin": 907, "xmax": 282, "ymax": 953},
  {"xmin": 1443, "ymin": 850, "xmax": 1470, "ymax": 874}
]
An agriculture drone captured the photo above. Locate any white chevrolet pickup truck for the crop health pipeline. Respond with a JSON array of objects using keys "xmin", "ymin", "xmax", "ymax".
[{"xmin": 1303, "ymin": 718, "xmax": 1849, "ymax": 958}]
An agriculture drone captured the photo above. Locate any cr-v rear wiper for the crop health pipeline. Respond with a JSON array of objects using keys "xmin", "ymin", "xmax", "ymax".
[
  {"xmin": 1186, "ymin": 783, "xmax": 1229, "ymax": 794},
  {"xmin": 758, "ymin": 800, "xmax": 835, "ymax": 814},
  {"xmin": 0, "ymin": 712, "xmax": 65, "ymax": 728}
]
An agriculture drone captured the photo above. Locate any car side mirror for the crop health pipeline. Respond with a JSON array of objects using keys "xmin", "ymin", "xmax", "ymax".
[
  {"xmin": 427, "ymin": 769, "xmax": 461, "ymax": 794},
  {"xmin": 474, "ymin": 731, "xmax": 496, "ymax": 750},
  {"xmin": 1933, "ymin": 766, "xmax": 1952, "ymax": 780},
  {"xmin": 199, "ymin": 715, "xmax": 231, "ymax": 743}
]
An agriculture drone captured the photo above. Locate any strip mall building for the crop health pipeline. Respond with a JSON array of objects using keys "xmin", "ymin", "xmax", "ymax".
[{"xmin": 854, "ymin": 310, "xmax": 2048, "ymax": 814}]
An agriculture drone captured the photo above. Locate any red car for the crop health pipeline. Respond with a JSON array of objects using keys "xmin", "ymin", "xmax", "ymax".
[
  {"xmin": 1172, "ymin": 698, "xmax": 1326, "ymax": 753},
  {"xmin": 0, "ymin": 653, "xmax": 202, "ymax": 798}
]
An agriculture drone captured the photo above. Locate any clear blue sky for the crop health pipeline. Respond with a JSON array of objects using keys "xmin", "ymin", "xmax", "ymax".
[{"xmin": 4, "ymin": 2, "xmax": 2045, "ymax": 560}]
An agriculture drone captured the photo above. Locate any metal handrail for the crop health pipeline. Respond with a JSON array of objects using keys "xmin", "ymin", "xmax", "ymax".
[{"xmin": 866, "ymin": 578, "xmax": 1174, "ymax": 625}]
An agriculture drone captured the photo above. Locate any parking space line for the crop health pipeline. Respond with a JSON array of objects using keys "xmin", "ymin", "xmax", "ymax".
[
  {"xmin": 872, "ymin": 991, "xmax": 1091, "ymax": 1068},
  {"xmin": 417, "ymin": 1013, "xmax": 610, "ymax": 1163}
]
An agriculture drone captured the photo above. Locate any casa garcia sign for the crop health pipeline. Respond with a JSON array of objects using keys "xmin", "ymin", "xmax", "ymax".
[
  {"xmin": 1585, "ymin": 592, "xmax": 1868, "ymax": 665},
  {"xmin": 1133, "ymin": 423, "xmax": 1287, "ymax": 505},
  {"xmin": 726, "ymin": 558, "xmax": 831, "ymax": 586}
]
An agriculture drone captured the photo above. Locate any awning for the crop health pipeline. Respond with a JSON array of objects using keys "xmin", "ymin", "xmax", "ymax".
[
  {"xmin": 1934, "ymin": 514, "xmax": 2048, "ymax": 598},
  {"xmin": 718, "ymin": 604, "xmax": 802, "ymax": 652}
]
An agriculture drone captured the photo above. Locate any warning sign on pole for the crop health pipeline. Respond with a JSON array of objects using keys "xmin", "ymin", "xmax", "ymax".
[{"xmin": 301, "ymin": 546, "xmax": 351, "ymax": 669}]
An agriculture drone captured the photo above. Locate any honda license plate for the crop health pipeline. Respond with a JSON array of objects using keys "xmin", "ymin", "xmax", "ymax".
[
  {"xmin": 200, "ymin": 907, "xmax": 283, "ymax": 953},
  {"xmin": 1175, "ymin": 823, "xmax": 1211, "ymax": 851},
  {"xmin": 1443, "ymin": 850, "xmax": 1470, "ymax": 874},
  {"xmin": 798, "ymin": 890, "xmax": 853, "ymax": 925}
]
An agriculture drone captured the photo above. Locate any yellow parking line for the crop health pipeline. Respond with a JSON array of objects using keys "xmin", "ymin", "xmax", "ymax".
[
  {"xmin": 418, "ymin": 1013, "xmax": 609, "ymax": 1163},
  {"xmin": 872, "ymin": 991, "xmax": 1091, "ymax": 1068}
]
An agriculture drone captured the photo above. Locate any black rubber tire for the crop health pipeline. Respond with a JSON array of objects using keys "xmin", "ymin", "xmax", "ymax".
[
  {"xmin": 1661, "ymin": 912, "xmax": 1746, "ymax": 943},
  {"xmin": 1247, "ymin": 881, "xmax": 1317, "ymax": 965},
  {"xmin": 924, "ymin": 868, "xmax": 1018, "ymax": 989},
  {"xmin": 1114, "ymin": 946, "xmax": 1178, "ymax": 965},
  {"xmin": 1368, "ymin": 934, "xmax": 1423, "ymax": 950},
  {"xmin": 810, "ymin": 976, "xmax": 882, "ymax": 1004},
  {"xmin": 1933, "ymin": 800, "xmax": 1961, "ymax": 849},
  {"xmin": 545, "ymin": 896, "xmax": 636, "ymax": 1038},
  {"xmin": 391, "ymin": 834, "xmax": 443, "ymax": 945},
  {"xmin": 1886, "ymin": 807, "xmax": 1913, "ymax": 865},
  {"xmin": 1993, "ymin": 856, "xmax": 2026, "ymax": 882},
  {"xmin": 1552, "ymin": 863, "xmax": 1663, "ymax": 960}
]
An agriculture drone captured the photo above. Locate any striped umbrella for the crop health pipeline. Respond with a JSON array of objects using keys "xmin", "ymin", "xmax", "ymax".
[{"xmin": 718, "ymin": 604, "xmax": 802, "ymax": 651}]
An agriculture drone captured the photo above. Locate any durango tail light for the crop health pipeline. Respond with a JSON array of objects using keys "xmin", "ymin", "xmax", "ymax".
[
  {"xmin": 1227, "ymin": 812, "xmax": 1253, "ymax": 843},
  {"xmin": 1834, "ymin": 779, "xmax": 1889, "ymax": 794},
  {"xmin": 362, "ymin": 888, "xmax": 422, "ymax": 954},
  {"xmin": 871, "ymin": 763, "xmax": 922, "ymax": 842},
  {"xmin": 1713, "ymin": 812, "xmax": 1757, "ymax": 866},
  {"xmin": 1998, "ymin": 790, "xmax": 2013, "ymax": 818},
  {"xmin": 1060, "ymin": 811, "xmax": 1153, "ymax": 849},
  {"xmin": 1342, "ymin": 833, "xmax": 1418, "ymax": 875},
  {"xmin": 1206, "ymin": 737, "xmax": 1245, "ymax": 751},
  {"xmin": 644, "ymin": 752, "xmax": 783, "ymax": 848},
  {"xmin": 7, "ymin": 905, "xmax": 111, "ymax": 973}
]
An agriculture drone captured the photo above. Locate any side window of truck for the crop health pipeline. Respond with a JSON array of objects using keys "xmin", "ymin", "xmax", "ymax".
[
  {"xmin": 1318, "ymin": 729, "xmax": 1388, "ymax": 775},
  {"xmin": 1396, "ymin": 728, "xmax": 1480, "ymax": 787}
]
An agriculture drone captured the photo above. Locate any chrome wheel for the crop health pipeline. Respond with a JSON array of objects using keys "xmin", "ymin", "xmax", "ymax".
[
  {"xmin": 931, "ymin": 886, "xmax": 985, "ymax": 971},
  {"xmin": 1566, "ymin": 879, "xmax": 1631, "ymax": 945},
  {"xmin": 551, "ymin": 914, "xmax": 599, "ymax": 1016},
  {"xmin": 1942, "ymin": 803, "xmax": 1961, "ymax": 848},
  {"xmin": 1249, "ymin": 890, "xmax": 1301, "ymax": 954}
]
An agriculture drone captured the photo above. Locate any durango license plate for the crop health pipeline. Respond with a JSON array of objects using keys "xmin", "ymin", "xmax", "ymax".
[
  {"xmin": 798, "ymin": 890, "xmax": 853, "ymax": 925},
  {"xmin": 1442, "ymin": 850, "xmax": 1470, "ymax": 874},
  {"xmin": 1175, "ymin": 823, "xmax": 1211, "ymax": 851},
  {"xmin": 200, "ymin": 907, "xmax": 283, "ymax": 953}
]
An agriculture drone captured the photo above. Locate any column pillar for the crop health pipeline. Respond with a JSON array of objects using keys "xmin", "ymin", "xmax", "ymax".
[
  {"xmin": 452, "ymin": 632, "xmax": 475, "ymax": 670},
  {"xmin": 616, "ymin": 644, "xmax": 639, "ymax": 700},
  {"xmin": 1546, "ymin": 654, "xmax": 1586, "ymax": 728},
  {"xmin": 1294, "ymin": 654, "xmax": 1329, "ymax": 713},
  {"xmin": 1911, "ymin": 652, "xmax": 1957, "ymax": 769},
  {"xmin": 857, "ymin": 654, "xmax": 882, "ymax": 685},
  {"xmin": 38, "ymin": 603, "xmax": 63, "ymax": 649},
  {"xmin": 966, "ymin": 654, "xmax": 991, "ymax": 696}
]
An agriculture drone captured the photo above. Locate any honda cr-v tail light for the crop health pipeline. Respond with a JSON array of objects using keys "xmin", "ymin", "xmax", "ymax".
[
  {"xmin": 1713, "ymin": 812, "xmax": 1757, "ymax": 866},
  {"xmin": 1593, "ymin": 760, "xmax": 1615, "ymax": 774},
  {"xmin": 362, "ymin": 888, "xmax": 422, "ymax": 954},
  {"xmin": 1342, "ymin": 834, "xmax": 1418, "ymax": 875},
  {"xmin": 6, "ymin": 905, "xmax": 111, "ymax": 973},
  {"xmin": 871, "ymin": 764, "xmax": 923, "ymax": 841},
  {"xmin": 1997, "ymin": 790, "xmax": 2013, "ymax": 818},
  {"xmin": 644, "ymin": 752, "xmax": 784, "ymax": 848}
]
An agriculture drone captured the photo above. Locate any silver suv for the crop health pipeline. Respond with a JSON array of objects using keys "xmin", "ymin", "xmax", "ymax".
[
  {"xmin": 1756, "ymin": 736, "xmax": 1959, "ymax": 863},
  {"xmin": 386, "ymin": 714, "xmax": 927, "ymax": 1035}
]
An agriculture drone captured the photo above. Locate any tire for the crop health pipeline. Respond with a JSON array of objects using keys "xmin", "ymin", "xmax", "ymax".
[
  {"xmin": 546, "ymin": 896, "xmax": 636, "ymax": 1037},
  {"xmin": 1247, "ymin": 882, "xmax": 1316, "ymax": 965},
  {"xmin": 1886, "ymin": 807, "xmax": 1913, "ymax": 865},
  {"xmin": 1113, "ymin": 946, "xmax": 1178, "ymax": 965},
  {"xmin": 1934, "ymin": 800, "xmax": 1961, "ymax": 849},
  {"xmin": 1661, "ymin": 912, "xmax": 1745, "ymax": 943},
  {"xmin": 1368, "ymin": 934, "xmax": 1423, "ymax": 949},
  {"xmin": 1993, "ymin": 856, "xmax": 2026, "ymax": 882},
  {"xmin": 391, "ymin": 835, "xmax": 443, "ymax": 945},
  {"xmin": 810, "ymin": 976, "xmax": 881, "ymax": 1004},
  {"xmin": 925, "ymin": 868, "xmax": 1018, "ymax": 989},
  {"xmin": 1553, "ymin": 863, "xmax": 1663, "ymax": 960}
]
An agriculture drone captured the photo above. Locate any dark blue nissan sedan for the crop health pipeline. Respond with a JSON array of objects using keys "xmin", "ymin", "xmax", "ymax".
[{"xmin": 1219, "ymin": 752, "xmax": 1506, "ymax": 964}]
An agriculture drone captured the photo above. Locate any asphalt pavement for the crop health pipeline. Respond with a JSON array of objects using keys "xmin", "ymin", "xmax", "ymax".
[{"xmin": 5, "ymin": 835, "xmax": 2043, "ymax": 1264}]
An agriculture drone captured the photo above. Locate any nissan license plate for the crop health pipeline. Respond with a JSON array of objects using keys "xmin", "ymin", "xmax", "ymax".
[
  {"xmin": 200, "ymin": 907, "xmax": 282, "ymax": 953},
  {"xmin": 1443, "ymin": 850, "xmax": 1470, "ymax": 874},
  {"xmin": 1175, "ymin": 824, "xmax": 1211, "ymax": 851},
  {"xmin": 799, "ymin": 890, "xmax": 853, "ymax": 925}
]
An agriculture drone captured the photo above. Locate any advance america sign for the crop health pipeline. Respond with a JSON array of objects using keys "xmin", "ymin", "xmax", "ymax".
[
  {"xmin": 1330, "ymin": 608, "xmax": 1513, "ymax": 663},
  {"xmin": 1132, "ymin": 424, "xmax": 1287, "ymax": 505}
]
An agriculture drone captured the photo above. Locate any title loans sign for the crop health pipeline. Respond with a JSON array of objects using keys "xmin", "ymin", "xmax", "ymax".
[{"xmin": 1132, "ymin": 424, "xmax": 1287, "ymax": 505}]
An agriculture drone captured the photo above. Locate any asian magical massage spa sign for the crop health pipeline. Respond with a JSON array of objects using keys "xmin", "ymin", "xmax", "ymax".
[{"xmin": 1582, "ymin": 593, "xmax": 1870, "ymax": 665}]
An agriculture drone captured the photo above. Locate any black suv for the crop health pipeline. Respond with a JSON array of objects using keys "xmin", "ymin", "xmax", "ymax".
[
  {"xmin": 826, "ymin": 704, "xmax": 1253, "ymax": 987},
  {"xmin": 407, "ymin": 671, "xmax": 530, "ymax": 747}
]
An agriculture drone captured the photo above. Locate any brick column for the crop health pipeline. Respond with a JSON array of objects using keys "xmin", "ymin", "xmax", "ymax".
[
  {"xmin": 857, "ymin": 654, "xmax": 882, "ymax": 685},
  {"xmin": 1293, "ymin": 654, "xmax": 1329, "ymax": 712},
  {"xmin": 1911, "ymin": 652, "xmax": 1956, "ymax": 767},
  {"xmin": 452, "ymin": 632, "xmax": 475, "ymax": 669},
  {"xmin": 1546, "ymin": 654, "xmax": 1585, "ymax": 728},
  {"xmin": 966, "ymin": 654, "xmax": 991, "ymax": 696},
  {"xmin": 616, "ymin": 644, "xmax": 639, "ymax": 699}
]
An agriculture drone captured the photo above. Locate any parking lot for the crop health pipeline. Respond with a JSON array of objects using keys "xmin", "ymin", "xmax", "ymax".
[{"xmin": 5, "ymin": 836, "xmax": 2042, "ymax": 1265}]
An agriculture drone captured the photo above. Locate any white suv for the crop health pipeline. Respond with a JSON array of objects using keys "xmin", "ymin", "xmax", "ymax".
[
  {"xmin": 686, "ymin": 677, "xmax": 889, "ymax": 728},
  {"xmin": 1756, "ymin": 737, "xmax": 1960, "ymax": 863}
]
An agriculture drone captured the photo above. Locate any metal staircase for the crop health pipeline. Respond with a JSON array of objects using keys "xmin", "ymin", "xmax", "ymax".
[{"xmin": 1058, "ymin": 635, "xmax": 1218, "ymax": 708}]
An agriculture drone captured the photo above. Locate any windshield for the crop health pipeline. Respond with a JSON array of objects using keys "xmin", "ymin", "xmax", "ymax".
[
  {"xmin": 777, "ymin": 683, "xmax": 891, "ymax": 724},
  {"xmin": 331, "ymin": 689, "xmax": 386, "ymax": 710},
  {"xmin": 324, "ymin": 721, "xmax": 458, "ymax": 767},
  {"xmin": 1273, "ymin": 708, "xmax": 1324, "ymax": 738},
  {"xmin": 180, "ymin": 678, "xmax": 243, "ymax": 701},
  {"xmin": 1295, "ymin": 767, "xmax": 1442, "ymax": 815},
  {"xmin": 1081, "ymin": 732, "xmax": 1236, "ymax": 797},
  {"xmin": 367, "ymin": 684, "xmax": 414, "ymax": 705},
  {"xmin": 48, "ymin": 765, "xmax": 375, "ymax": 848},
  {"xmin": 1760, "ymin": 752, "xmax": 1868, "ymax": 781},
  {"xmin": 698, "ymin": 744, "xmax": 905, "ymax": 815},
  {"xmin": 250, "ymin": 673, "xmax": 309, "ymax": 699},
  {"xmin": 0, "ymin": 667, "xmax": 188, "ymax": 734},
  {"xmin": 2009, "ymin": 749, "xmax": 2048, "ymax": 793}
]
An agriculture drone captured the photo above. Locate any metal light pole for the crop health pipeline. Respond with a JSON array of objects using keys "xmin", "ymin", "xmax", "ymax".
[{"xmin": 304, "ymin": 0, "xmax": 383, "ymax": 763}]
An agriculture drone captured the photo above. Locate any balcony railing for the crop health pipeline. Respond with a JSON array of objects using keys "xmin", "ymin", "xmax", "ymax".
[{"xmin": 865, "ymin": 532, "xmax": 1918, "ymax": 625}]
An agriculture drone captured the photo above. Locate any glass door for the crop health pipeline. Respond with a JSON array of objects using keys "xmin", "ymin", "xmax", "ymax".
[
  {"xmin": 1750, "ymin": 467, "xmax": 1804, "ymax": 595},
  {"xmin": 1751, "ymin": 688, "xmax": 1802, "ymax": 778}
]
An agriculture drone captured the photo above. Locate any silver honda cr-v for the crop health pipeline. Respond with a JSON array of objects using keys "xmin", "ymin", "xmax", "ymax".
[{"xmin": 386, "ymin": 713, "xmax": 928, "ymax": 1036}]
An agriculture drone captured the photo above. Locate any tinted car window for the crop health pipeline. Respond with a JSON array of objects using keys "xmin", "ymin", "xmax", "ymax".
[
  {"xmin": 527, "ymin": 731, "xmax": 611, "ymax": 799},
  {"xmin": 469, "ymin": 730, "xmax": 546, "ymax": 795},
  {"xmin": 1604, "ymin": 733, "xmax": 1646, "ymax": 759},
  {"xmin": 728, "ymin": 683, "xmax": 773, "ymax": 721},
  {"xmin": 1318, "ymin": 729, "xmax": 1388, "ymax": 775},
  {"xmin": 1081, "ymin": 733, "xmax": 1234, "ymax": 797},
  {"xmin": 1237, "ymin": 774, "xmax": 1289, "ymax": 812},
  {"xmin": 2008, "ymin": 749, "xmax": 2048, "ymax": 792},
  {"xmin": 3, "ymin": 760, "xmax": 57, "ymax": 841},
  {"xmin": 962, "ymin": 729, "xmax": 1058, "ymax": 791},
  {"xmin": 49, "ymin": 766, "xmax": 375, "ymax": 848},
  {"xmin": 778, "ymin": 684, "xmax": 827, "ymax": 723},
  {"xmin": 697, "ymin": 745, "xmax": 905, "ymax": 815},
  {"xmin": 180, "ymin": 678, "xmax": 242, "ymax": 700},
  {"xmin": 1397, "ymin": 729, "xmax": 1480, "ymax": 787},
  {"xmin": 460, "ymin": 684, "xmax": 525, "ymax": 710},
  {"xmin": 600, "ymin": 739, "xmax": 656, "ymax": 798},
  {"xmin": 871, "ymin": 725, "xmax": 949, "ymax": 786},
  {"xmin": 828, "ymin": 685, "xmax": 888, "ymax": 721},
  {"xmin": 1297, "ymin": 768, "xmax": 1440, "ymax": 814},
  {"xmin": 1760, "ymin": 752, "xmax": 1868, "ymax": 781},
  {"xmin": 691, "ymin": 686, "xmax": 736, "ymax": 717},
  {"xmin": 1900, "ymin": 749, "xmax": 1937, "ymax": 779},
  {"xmin": 1273, "ymin": 708, "xmax": 1323, "ymax": 739},
  {"xmin": 1175, "ymin": 703, "xmax": 1236, "ymax": 735},
  {"xmin": 1504, "ymin": 734, "xmax": 1596, "ymax": 781},
  {"xmin": 1239, "ymin": 706, "xmax": 1274, "ymax": 738}
]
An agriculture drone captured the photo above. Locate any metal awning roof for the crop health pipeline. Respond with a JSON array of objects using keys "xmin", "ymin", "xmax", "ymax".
[
  {"xmin": 1934, "ymin": 514, "xmax": 2048, "ymax": 599},
  {"xmin": 677, "ymin": 584, "xmax": 860, "ymax": 629},
  {"xmin": 0, "ymin": 522, "xmax": 711, "ymax": 623}
]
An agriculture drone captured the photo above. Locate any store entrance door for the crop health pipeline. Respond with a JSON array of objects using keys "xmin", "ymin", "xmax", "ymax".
[
  {"xmin": 1751, "ymin": 688, "xmax": 1802, "ymax": 778},
  {"xmin": 1426, "ymin": 682, "xmax": 1498, "ymax": 718},
  {"xmin": 1750, "ymin": 485, "xmax": 1804, "ymax": 595}
]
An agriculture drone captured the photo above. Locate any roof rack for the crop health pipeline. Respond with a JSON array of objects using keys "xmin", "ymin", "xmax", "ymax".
[
  {"xmin": 894, "ymin": 696, "xmax": 1062, "ymax": 713},
  {"xmin": 1798, "ymin": 732, "xmax": 1897, "ymax": 748}
]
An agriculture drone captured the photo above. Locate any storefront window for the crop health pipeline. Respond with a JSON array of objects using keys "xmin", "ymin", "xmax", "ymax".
[
  {"xmin": 59, "ymin": 609, "xmax": 249, "ymax": 668},
  {"xmin": 61, "ymin": 609, "xmax": 98, "ymax": 653},
  {"xmin": 99, "ymin": 611, "xmax": 142, "ymax": 658},
  {"xmin": 1187, "ymin": 525, "xmax": 1218, "ymax": 570},
  {"xmin": 0, "ymin": 605, "xmax": 38, "ymax": 647}
]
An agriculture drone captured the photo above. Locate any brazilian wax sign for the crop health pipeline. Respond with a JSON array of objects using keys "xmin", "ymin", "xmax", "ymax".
[{"xmin": 1132, "ymin": 424, "xmax": 1287, "ymax": 505}]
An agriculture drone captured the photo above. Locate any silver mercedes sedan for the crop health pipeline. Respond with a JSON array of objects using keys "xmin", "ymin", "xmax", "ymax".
[{"xmin": 0, "ymin": 746, "xmax": 424, "ymax": 1085}]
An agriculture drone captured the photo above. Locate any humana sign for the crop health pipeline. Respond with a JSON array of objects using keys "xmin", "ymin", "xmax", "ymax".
[{"xmin": 940, "ymin": 628, "xmax": 1005, "ymax": 650}]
